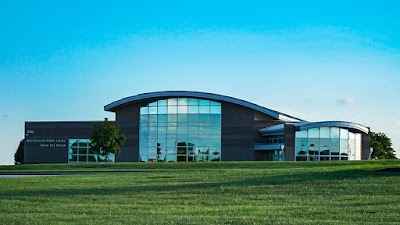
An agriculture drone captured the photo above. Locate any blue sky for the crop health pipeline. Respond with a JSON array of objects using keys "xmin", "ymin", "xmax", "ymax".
[{"xmin": 1, "ymin": 0, "xmax": 399, "ymax": 164}]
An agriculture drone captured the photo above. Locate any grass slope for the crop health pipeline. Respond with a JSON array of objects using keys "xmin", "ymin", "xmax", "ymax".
[{"xmin": 0, "ymin": 161, "xmax": 399, "ymax": 224}]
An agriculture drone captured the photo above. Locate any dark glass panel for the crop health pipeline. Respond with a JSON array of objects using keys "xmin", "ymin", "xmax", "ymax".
[
  {"xmin": 88, "ymin": 155, "xmax": 97, "ymax": 162},
  {"xmin": 177, "ymin": 155, "xmax": 187, "ymax": 162},
  {"xmin": 88, "ymin": 148, "xmax": 97, "ymax": 154},
  {"xmin": 70, "ymin": 155, "xmax": 77, "ymax": 161},
  {"xmin": 79, "ymin": 141, "xmax": 88, "ymax": 147},
  {"xmin": 320, "ymin": 157, "xmax": 330, "ymax": 161},
  {"xmin": 79, "ymin": 148, "xmax": 88, "ymax": 154},
  {"xmin": 78, "ymin": 155, "xmax": 87, "ymax": 162},
  {"xmin": 331, "ymin": 147, "xmax": 340, "ymax": 155},
  {"xmin": 340, "ymin": 148, "xmax": 349, "ymax": 156},
  {"xmin": 71, "ymin": 147, "xmax": 78, "ymax": 154},
  {"xmin": 296, "ymin": 156, "xmax": 307, "ymax": 161}
]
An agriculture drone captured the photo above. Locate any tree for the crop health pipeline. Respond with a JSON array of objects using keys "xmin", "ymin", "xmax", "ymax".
[
  {"xmin": 90, "ymin": 118, "xmax": 126, "ymax": 162},
  {"xmin": 370, "ymin": 132, "xmax": 397, "ymax": 159},
  {"xmin": 14, "ymin": 139, "xmax": 24, "ymax": 164}
]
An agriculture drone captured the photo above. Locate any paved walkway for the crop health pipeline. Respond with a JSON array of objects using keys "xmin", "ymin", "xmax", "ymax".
[{"xmin": 0, "ymin": 175, "xmax": 59, "ymax": 179}]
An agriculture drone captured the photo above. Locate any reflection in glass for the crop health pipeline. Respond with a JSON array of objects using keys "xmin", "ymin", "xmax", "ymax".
[
  {"xmin": 331, "ymin": 127, "xmax": 340, "ymax": 138},
  {"xmin": 295, "ymin": 127, "xmax": 362, "ymax": 161},
  {"xmin": 178, "ymin": 98, "xmax": 188, "ymax": 105},
  {"xmin": 139, "ymin": 97, "xmax": 221, "ymax": 162},
  {"xmin": 320, "ymin": 127, "xmax": 330, "ymax": 138},
  {"xmin": 168, "ymin": 98, "xmax": 177, "ymax": 105},
  {"xmin": 308, "ymin": 128, "xmax": 319, "ymax": 138},
  {"xmin": 68, "ymin": 139, "xmax": 115, "ymax": 164}
]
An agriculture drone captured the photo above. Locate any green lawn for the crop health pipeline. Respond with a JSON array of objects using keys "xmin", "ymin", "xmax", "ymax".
[{"xmin": 1, "ymin": 161, "xmax": 399, "ymax": 224}]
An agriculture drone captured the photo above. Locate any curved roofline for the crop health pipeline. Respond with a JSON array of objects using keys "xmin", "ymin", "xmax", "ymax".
[
  {"xmin": 297, "ymin": 121, "xmax": 369, "ymax": 134},
  {"xmin": 259, "ymin": 121, "xmax": 369, "ymax": 136},
  {"xmin": 104, "ymin": 91, "xmax": 304, "ymax": 122}
]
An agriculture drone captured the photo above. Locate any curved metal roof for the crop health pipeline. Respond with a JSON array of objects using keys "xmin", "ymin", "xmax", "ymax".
[
  {"xmin": 259, "ymin": 121, "xmax": 369, "ymax": 136},
  {"xmin": 104, "ymin": 91, "xmax": 304, "ymax": 122}
]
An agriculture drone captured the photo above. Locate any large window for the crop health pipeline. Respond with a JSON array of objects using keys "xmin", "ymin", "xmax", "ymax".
[
  {"xmin": 68, "ymin": 139, "xmax": 115, "ymax": 163},
  {"xmin": 295, "ymin": 127, "xmax": 361, "ymax": 161},
  {"xmin": 139, "ymin": 98, "xmax": 222, "ymax": 162}
]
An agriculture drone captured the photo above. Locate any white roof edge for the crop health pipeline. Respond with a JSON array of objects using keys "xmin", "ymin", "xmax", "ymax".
[
  {"xmin": 298, "ymin": 121, "xmax": 369, "ymax": 134},
  {"xmin": 278, "ymin": 114, "xmax": 302, "ymax": 122},
  {"xmin": 260, "ymin": 121, "xmax": 369, "ymax": 136},
  {"xmin": 104, "ymin": 91, "xmax": 304, "ymax": 122}
]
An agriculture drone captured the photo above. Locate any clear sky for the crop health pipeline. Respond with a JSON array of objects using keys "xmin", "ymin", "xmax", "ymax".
[{"xmin": 1, "ymin": 0, "xmax": 399, "ymax": 165}]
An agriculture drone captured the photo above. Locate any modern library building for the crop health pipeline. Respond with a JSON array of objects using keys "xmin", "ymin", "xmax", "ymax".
[{"xmin": 24, "ymin": 91, "xmax": 371, "ymax": 164}]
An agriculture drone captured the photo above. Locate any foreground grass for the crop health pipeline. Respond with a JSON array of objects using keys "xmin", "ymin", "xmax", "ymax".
[{"xmin": 0, "ymin": 161, "xmax": 399, "ymax": 224}]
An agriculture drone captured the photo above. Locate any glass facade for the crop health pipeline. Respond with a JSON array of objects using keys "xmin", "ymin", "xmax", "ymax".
[
  {"xmin": 139, "ymin": 98, "xmax": 222, "ymax": 162},
  {"xmin": 68, "ymin": 139, "xmax": 115, "ymax": 163},
  {"xmin": 295, "ymin": 127, "xmax": 362, "ymax": 161}
]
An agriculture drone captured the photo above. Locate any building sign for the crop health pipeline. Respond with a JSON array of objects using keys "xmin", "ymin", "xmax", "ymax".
[{"xmin": 26, "ymin": 139, "xmax": 67, "ymax": 148}]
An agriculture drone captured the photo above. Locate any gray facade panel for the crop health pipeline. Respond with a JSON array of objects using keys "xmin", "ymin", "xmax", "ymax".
[
  {"xmin": 284, "ymin": 124, "xmax": 296, "ymax": 161},
  {"xmin": 114, "ymin": 103, "xmax": 140, "ymax": 162},
  {"xmin": 221, "ymin": 102, "xmax": 259, "ymax": 161}
]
